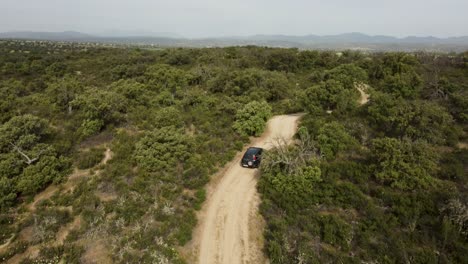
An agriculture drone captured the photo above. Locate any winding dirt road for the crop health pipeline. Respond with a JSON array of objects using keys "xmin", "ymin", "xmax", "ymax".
[{"xmin": 193, "ymin": 114, "xmax": 302, "ymax": 264}]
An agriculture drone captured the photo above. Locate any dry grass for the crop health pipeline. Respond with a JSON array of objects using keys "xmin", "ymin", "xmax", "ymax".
[
  {"xmin": 55, "ymin": 215, "xmax": 82, "ymax": 245},
  {"xmin": 81, "ymin": 239, "xmax": 112, "ymax": 264},
  {"xmin": 6, "ymin": 245, "xmax": 40, "ymax": 264}
]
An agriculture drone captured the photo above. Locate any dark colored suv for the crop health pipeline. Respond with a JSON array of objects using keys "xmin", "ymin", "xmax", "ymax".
[{"xmin": 241, "ymin": 147, "xmax": 263, "ymax": 168}]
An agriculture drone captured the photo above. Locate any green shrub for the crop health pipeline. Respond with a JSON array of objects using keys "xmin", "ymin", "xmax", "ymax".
[
  {"xmin": 260, "ymin": 166, "xmax": 322, "ymax": 211},
  {"xmin": 182, "ymin": 156, "xmax": 210, "ymax": 189},
  {"xmin": 79, "ymin": 119, "xmax": 104, "ymax": 138},
  {"xmin": 320, "ymin": 215, "xmax": 352, "ymax": 250},
  {"xmin": 175, "ymin": 210, "xmax": 197, "ymax": 245},
  {"xmin": 134, "ymin": 126, "xmax": 192, "ymax": 172},
  {"xmin": 0, "ymin": 215, "xmax": 14, "ymax": 245},
  {"xmin": 232, "ymin": 100, "xmax": 272, "ymax": 136},
  {"xmin": 316, "ymin": 121, "xmax": 358, "ymax": 159},
  {"xmin": 193, "ymin": 189, "xmax": 206, "ymax": 210},
  {"xmin": 370, "ymin": 137, "xmax": 439, "ymax": 190}
]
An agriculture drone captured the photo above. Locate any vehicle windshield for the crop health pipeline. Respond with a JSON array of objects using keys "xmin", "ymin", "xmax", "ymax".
[{"xmin": 245, "ymin": 148, "xmax": 259, "ymax": 156}]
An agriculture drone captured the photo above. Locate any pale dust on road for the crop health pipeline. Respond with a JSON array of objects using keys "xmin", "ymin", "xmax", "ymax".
[{"xmin": 195, "ymin": 114, "xmax": 302, "ymax": 264}]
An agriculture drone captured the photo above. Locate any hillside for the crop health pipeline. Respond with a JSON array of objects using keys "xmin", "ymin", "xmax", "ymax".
[
  {"xmin": 2, "ymin": 31, "xmax": 468, "ymax": 52},
  {"xmin": 0, "ymin": 40, "xmax": 467, "ymax": 263}
]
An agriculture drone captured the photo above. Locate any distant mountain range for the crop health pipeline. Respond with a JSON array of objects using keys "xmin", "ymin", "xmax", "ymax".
[
  {"xmin": 1, "ymin": 31, "xmax": 468, "ymax": 52},
  {"xmin": 0, "ymin": 31, "xmax": 94, "ymax": 40}
]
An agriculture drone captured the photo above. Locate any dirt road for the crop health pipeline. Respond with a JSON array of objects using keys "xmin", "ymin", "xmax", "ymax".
[
  {"xmin": 195, "ymin": 114, "xmax": 302, "ymax": 264},
  {"xmin": 356, "ymin": 83, "xmax": 370, "ymax": 105}
]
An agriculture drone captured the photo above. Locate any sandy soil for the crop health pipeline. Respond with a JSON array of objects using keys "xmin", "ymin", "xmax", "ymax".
[
  {"xmin": 102, "ymin": 148, "xmax": 113, "ymax": 165},
  {"xmin": 191, "ymin": 114, "xmax": 302, "ymax": 264},
  {"xmin": 81, "ymin": 239, "xmax": 113, "ymax": 264},
  {"xmin": 356, "ymin": 83, "xmax": 370, "ymax": 105}
]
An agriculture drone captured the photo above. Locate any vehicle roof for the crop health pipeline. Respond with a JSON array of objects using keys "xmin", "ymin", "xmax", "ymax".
[{"xmin": 245, "ymin": 147, "xmax": 262, "ymax": 154}]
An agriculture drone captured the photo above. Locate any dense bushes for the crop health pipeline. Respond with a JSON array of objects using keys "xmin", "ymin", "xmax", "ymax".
[
  {"xmin": 258, "ymin": 51, "xmax": 467, "ymax": 263},
  {"xmin": 367, "ymin": 94, "xmax": 455, "ymax": 144},
  {"xmin": 260, "ymin": 166, "xmax": 322, "ymax": 210},
  {"xmin": 134, "ymin": 126, "xmax": 192, "ymax": 172},
  {"xmin": 370, "ymin": 137, "xmax": 439, "ymax": 190},
  {"xmin": 207, "ymin": 68, "xmax": 292, "ymax": 100},
  {"xmin": 71, "ymin": 88, "xmax": 128, "ymax": 137},
  {"xmin": 233, "ymin": 100, "xmax": 272, "ymax": 136},
  {"xmin": 0, "ymin": 115, "xmax": 71, "ymax": 209},
  {"xmin": 316, "ymin": 122, "xmax": 357, "ymax": 159},
  {"xmin": 0, "ymin": 41, "xmax": 466, "ymax": 263}
]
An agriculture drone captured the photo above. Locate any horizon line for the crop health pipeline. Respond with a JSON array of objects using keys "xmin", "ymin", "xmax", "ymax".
[{"xmin": 1, "ymin": 30, "xmax": 468, "ymax": 39}]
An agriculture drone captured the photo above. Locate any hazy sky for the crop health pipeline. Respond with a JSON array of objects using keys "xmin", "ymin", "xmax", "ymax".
[{"xmin": 1, "ymin": 0, "xmax": 467, "ymax": 38}]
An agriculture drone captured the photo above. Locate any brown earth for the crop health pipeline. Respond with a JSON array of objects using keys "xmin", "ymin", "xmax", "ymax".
[
  {"xmin": 356, "ymin": 83, "xmax": 370, "ymax": 105},
  {"xmin": 80, "ymin": 239, "xmax": 113, "ymax": 264}
]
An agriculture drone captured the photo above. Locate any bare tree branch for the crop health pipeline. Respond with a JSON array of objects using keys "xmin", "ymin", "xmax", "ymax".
[
  {"xmin": 263, "ymin": 134, "xmax": 320, "ymax": 175},
  {"xmin": 9, "ymin": 142, "xmax": 45, "ymax": 165}
]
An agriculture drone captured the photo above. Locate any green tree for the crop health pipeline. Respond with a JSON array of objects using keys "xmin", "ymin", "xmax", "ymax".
[
  {"xmin": 0, "ymin": 80, "xmax": 26, "ymax": 122},
  {"xmin": 381, "ymin": 72, "xmax": 422, "ymax": 98},
  {"xmin": 152, "ymin": 106, "xmax": 184, "ymax": 129},
  {"xmin": 71, "ymin": 88, "xmax": 128, "ymax": 136},
  {"xmin": 367, "ymin": 93, "xmax": 455, "ymax": 144},
  {"xmin": 45, "ymin": 62, "xmax": 68, "ymax": 78},
  {"xmin": 370, "ymin": 137, "xmax": 439, "ymax": 190},
  {"xmin": 324, "ymin": 63, "xmax": 368, "ymax": 89},
  {"xmin": 267, "ymin": 166, "xmax": 321, "ymax": 208},
  {"xmin": 233, "ymin": 101, "xmax": 272, "ymax": 136},
  {"xmin": 371, "ymin": 53, "xmax": 422, "ymax": 98},
  {"xmin": 0, "ymin": 115, "xmax": 70, "ymax": 208},
  {"xmin": 449, "ymin": 91, "xmax": 468, "ymax": 123},
  {"xmin": 264, "ymin": 48, "xmax": 299, "ymax": 72},
  {"xmin": 0, "ymin": 114, "xmax": 49, "ymax": 152},
  {"xmin": 108, "ymin": 79, "xmax": 150, "ymax": 106},
  {"xmin": 134, "ymin": 126, "xmax": 192, "ymax": 172},
  {"xmin": 0, "ymin": 176, "xmax": 16, "ymax": 210},
  {"xmin": 303, "ymin": 79, "xmax": 359, "ymax": 113},
  {"xmin": 16, "ymin": 149, "xmax": 70, "ymax": 194},
  {"xmin": 145, "ymin": 64, "xmax": 188, "ymax": 94},
  {"xmin": 46, "ymin": 76, "xmax": 83, "ymax": 114},
  {"xmin": 207, "ymin": 68, "xmax": 291, "ymax": 100},
  {"xmin": 298, "ymin": 50, "xmax": 320, "ymax": 70},
  {"xmin": 316, "ymin": 122, "xmax": 358, "ymax": 160}
]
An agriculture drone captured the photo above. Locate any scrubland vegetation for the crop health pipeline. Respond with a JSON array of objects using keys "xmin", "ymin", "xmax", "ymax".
[
  {"xmin": 259, "ymin": 50, "xmax": 468, "ymax": 263},
  {"xmin": 0, "ymin": 39, "xmax": 466, "ymax": 263}
]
